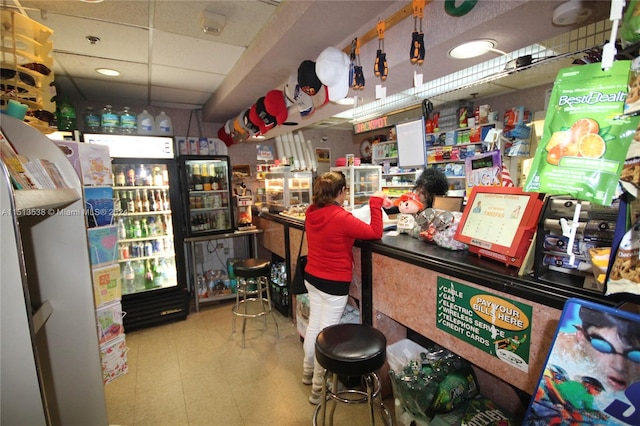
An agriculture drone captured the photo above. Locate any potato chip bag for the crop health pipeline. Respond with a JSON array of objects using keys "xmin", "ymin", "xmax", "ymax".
[{"xmin": 525, "ymin": 61, "xmax": 639, "ymax": 206}]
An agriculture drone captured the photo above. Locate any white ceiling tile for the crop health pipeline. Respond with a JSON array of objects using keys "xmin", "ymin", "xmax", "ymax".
[
  {"xmin": 54, "ymin": 53, "xmax": 148, "ymax": 84},
  {"xmin": 151, "ymin": 65, "xmax": 224, "ymax": 93},
  {"xmin": 151, "ymin": 31, "xmax": 244, "ymax": 74},
  {"xmin": 150, "ymin": 85, "xmax": 212, "ymax": 106}
]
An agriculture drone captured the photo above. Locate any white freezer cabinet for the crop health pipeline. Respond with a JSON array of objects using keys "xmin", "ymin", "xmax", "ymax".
[{"xmin": 331, "ymin": 165, "xmax": 382, "ymax": 211}]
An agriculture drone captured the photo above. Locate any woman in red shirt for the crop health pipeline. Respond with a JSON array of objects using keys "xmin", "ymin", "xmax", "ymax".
[{"xmin": 301, "ymin": 171, "xmax": 389, "ymax": 404}]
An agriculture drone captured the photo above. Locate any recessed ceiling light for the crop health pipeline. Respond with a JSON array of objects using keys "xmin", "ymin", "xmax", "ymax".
[
  {"xmin": 81, "ymin": 0, "xmax": 104, "ymax": 3},
  {"xmin": 449, "ymin": 39, "xmax": 500, "ymax": 59},
  {"xmin": 96, "ymin": 68, "xmax": 120, "ymax": 77}
]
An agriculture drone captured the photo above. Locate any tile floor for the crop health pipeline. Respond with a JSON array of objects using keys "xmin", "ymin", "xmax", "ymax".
[{"xmin": 105, "ymin": 301, "xmax": 394, "ymax": 425}]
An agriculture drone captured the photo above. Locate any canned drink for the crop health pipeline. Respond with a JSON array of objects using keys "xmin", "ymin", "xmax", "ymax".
[
  {"xmin": 152, "ymin": 240, "xmax": 161, "ymax": 253},
  {"xmin": 346, "ymin": 154, "xmax": 354, "ymax": 166},
  {"xmin": 131, "ymin": 242, "xmax": 141, "ymax": 258},
  {"xmin": 143, "ymin": 241, "xmax": 153, "ymax": 257}
]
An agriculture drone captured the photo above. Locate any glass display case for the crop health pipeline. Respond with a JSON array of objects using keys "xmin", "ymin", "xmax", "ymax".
[
  {"xmin": 264, "ymin": 170, "xmax": 313, "ymax": 212},
  {"xmin": 331, "ymin": 165, "xmax": 382, "ymax": 211},
  {"xmin": 179, "ymin": 155, "xmax": 233, "ymax": 236}
]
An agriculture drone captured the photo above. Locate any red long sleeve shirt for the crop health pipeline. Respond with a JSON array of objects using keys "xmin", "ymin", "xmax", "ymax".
[{"xmin": 304, "ymin": 197, "xmax": 384, "ymax": 292}]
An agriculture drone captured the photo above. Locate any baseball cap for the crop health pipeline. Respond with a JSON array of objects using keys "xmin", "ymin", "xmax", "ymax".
[
  {"xmin": 285, "ymin": 73, "xmax": 314, "ymax": 117},
  {"xmin": 242, "ymin": 109, "xmax": 259, "ymax": 137},
  {"xmin": 263, "ymin": 90, "xmax": 288, "ymax": 125},
  {"xmin": 232, "ymin": 112, "xmax": 249, "ymax": 143},
  {"xmin": 217, "ymin": 125, "xmax": 233, "ymax": 147},
  {"xmin": 316, "ymin": 46, "xmax": 350, "ymax": 101},
  {"xmin": 256, "ymin": 96, "xmax": 277, "ymax": 132},
  {"xmin": 312, "ymin": 84, "xmax": 329, "ymax": 109},
  {"xmin": 297, "ymin": 60, "xmax": 322, "ymax": 96},
  {"xmin": 248, "ymin": 103, "xmax": 266, "ymax": 135},
  {"xmin": 283, "ymin": 104, "xmax": 302, "ymax": 126}
]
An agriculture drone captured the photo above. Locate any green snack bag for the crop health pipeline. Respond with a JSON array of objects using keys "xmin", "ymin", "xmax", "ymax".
[{"xmin": 525, "ymin": 60, "xmax": 639, "ymax": 206}]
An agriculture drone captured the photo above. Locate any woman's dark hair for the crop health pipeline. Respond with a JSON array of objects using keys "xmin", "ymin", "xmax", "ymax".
[
  {"xmin": 312, "ymin": 171, "xmax": 346, "ymax": 207},
  {"xmin": 413, "ymin": 167, "xmax": 449, "ymax": 208}
]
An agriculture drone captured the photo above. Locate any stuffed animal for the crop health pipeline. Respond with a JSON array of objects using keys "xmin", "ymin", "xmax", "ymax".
[{"xmin": 393, "ymin": 192, "xmax": 424, "ymax": 233}]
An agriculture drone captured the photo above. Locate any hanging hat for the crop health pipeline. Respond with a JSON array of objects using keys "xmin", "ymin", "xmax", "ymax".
[
  {"xmin": 248, "ymin": 103, "xmax": 266, "ymax": 135},
  {"xmin": 263, "ymin": 89, "xmax": 288, "ymax": 125},
  {"xmin": 316, "ymin": 46, "xmax": 350, "ymax": 101},
  {"xmin": 255, "ymin": 96, "xmax": 277, "ymax": 132},
  {"xmin": 297, "ymin": 60, "xmax": 322, "ymax": 96}
]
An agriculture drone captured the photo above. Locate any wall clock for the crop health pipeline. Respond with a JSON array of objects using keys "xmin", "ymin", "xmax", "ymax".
[{"xmin": 359, "ymin": 138, "xmax": 372, "ymax": 160}]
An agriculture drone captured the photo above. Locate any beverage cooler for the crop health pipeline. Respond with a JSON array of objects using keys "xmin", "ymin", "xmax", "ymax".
[
  {"xmin": 85, "ymin": 134, "xmax": 188, "ymax": 331},
  {"xmin": 178, "ymin": 156, "xmax": 233, "ymax": 236}
]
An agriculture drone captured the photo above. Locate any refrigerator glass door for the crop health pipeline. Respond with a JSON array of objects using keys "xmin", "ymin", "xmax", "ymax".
[
  {"xmin": 112, "ymin": 161, "xmax": 178, "ymax": 295},
  {"xmin": 181, "ymin": 156, "xmax": 233, "ymax": 236}
]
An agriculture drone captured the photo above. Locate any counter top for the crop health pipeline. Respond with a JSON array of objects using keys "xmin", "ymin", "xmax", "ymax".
[{"xmin": 258, "ymin": 211, "xmax": 634, "ymax": 310}]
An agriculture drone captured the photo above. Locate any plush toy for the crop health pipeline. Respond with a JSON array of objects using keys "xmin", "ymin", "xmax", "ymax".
[{"xmin": 393, "ymin": 192, "xmax": 424, "ymax": 233}]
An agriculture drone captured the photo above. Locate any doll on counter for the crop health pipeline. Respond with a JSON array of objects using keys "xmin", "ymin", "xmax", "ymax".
[{"xmin": 394, "ymin": 192, "xmax": 424, "ymax": 234}]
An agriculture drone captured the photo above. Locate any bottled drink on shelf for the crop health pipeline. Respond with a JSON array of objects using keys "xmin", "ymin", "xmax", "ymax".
[
  {"xmin": 115, "ymin": 166, "xmax": 126, "ymax": 186},
  {"xmin": 148, "ymin": 217, "xmax": 158, "ymax": 236},
  {"xmin": 210, "ymin": 164, "xmax": 219, "ymax": 190},
  {"xmin": 57, "ymin": 96, "xmax": 76, "ymax": 131},
  {"xmin": 144, "ymin": 259, "xmax": 155, "ymax": 289},
  {"xmin": 135, "ymin": 189, "xmax": 143, "ymax": 213},
  {"xmin": 126, "ymin": 166, "xmax": 136, "ymax": 186},
  {"xmin": 123, "ymin": 261, "xmax": 135, "ymax": 294},
  {"xmin": 118, "ymin": 243, "xmax": 129, "ymax": 260},
  {"xmin": 202, "ymin": 165, "xmax": 211, "ymax": 191},
  {"xmin": 155, "ymin": 111, "xmax": 173, "ymax": 136},
  {"xmin": 119, "ymin": 106, "xmax": 137, "ymax": 134},
  {"xmin": 143, "ymin": 240, "xmax": 153, "ymax": 257},
  {"xmin": 127, "ymin": 190, "xmax": 135, "ymax": 214},
  {"xmin": 119, "ymin": 190, "xmax": 127, "ymax": 212},
  {"xmin": 162, "ymin": 189, "xmax": 170, "ymax": 211},
  {"xmin": 142, "ymin": 190, "xmax": 150, "ymax": 212},
  {"xmin": 133, "ymin": 260, "xmax": 145, "ymax": 291},
  {"xmin": 117, "ymin": 217, "xmax": 127, "ymax": 239},
  {"xmin": 137, "ymin": 109, "xmax": 154, "ymax": 135},
  {"xmin": 154, "ymin": 190, "xmax": 162, "ymax": 211},
  {"xmin": 126, "ymin": 218, "xmax": 136, "ymax": 239},
  {"xmin": 192, "ymin": 164, "xmax": 203, "ymax": 191},
  {"xmin": 153, "ymin": 166, "xmax": 163, "ymax": 186},
  {"xmin": 162, "ymin": 166, "xmax": 169, "ymax": 186},
  {"xmin": 153, "ymin": 258, "xmax": 164, "ymax": 287},
  {"xmin": 101, "ymin": 105, "xmax": 119, "ymax": 133},
  {"xmin": 135, "ymin": 164, "xmax": 146, "ymax": 186},
  {"xmin": 84, "ymin": 106, "xmax": 101, "ymax": 133},
  {"xmin": 150, "ymin": 191, "xmax": 158, "ymax": 212},
  {"xmin": 134, "ymin": 219, "xmax": 142, "ymax": 238},
  {"xmin": 141, "ymin": 218, "xmax": 149, "ymax": 238}
]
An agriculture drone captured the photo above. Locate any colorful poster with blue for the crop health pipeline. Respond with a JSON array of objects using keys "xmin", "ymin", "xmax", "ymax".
[
  {"xmin": 524, "ymin": 298, "xmax": 640, "ymax": 425},
  {"xmin": 87, "ymin": 225, "xmax": 118, "ymax": 266},
  {"xmin": 84, "ymin": 186, "xmax": 114, "ymax": 227}
]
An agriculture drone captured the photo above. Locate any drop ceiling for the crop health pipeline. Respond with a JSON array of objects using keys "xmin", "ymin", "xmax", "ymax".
[{"xmin": 6, "ymin": 0, "xmax": 613, "ymax": 136}]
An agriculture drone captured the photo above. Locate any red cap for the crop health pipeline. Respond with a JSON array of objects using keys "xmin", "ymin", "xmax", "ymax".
[
  {"xmin": 217, "ymin": 125, "xmax": 233, "ymax": 147},
  {"xmin": 264, "ymin": 90, "xmax": 288, "ymax": 125},
  {"xmin": 248, "ymin": 103, "xmax": 266, "ymax": 135}
]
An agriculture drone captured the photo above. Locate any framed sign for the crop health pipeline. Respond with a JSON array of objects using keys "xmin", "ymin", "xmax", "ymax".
[
  {"xmin": 454, "ymin": 186, "xmax": 544, "ymax": 267},
  {"xmin": 396, "ymin": 117, "xmax": 426, "ymax": 168}
]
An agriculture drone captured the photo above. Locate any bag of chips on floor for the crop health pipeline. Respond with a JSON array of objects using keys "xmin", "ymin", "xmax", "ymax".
[
  {"xmin": 388, "ymin": 341, "xmax": 478, "ymax": 422},
  {"xmin": 524, "ymin": 60, "xmax": 640, "ymax": 206}
]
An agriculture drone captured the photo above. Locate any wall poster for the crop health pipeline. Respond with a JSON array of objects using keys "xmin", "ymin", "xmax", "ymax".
[{"xmin": 436, "ymin": 277, "xmax": 532, "ymax": 372}]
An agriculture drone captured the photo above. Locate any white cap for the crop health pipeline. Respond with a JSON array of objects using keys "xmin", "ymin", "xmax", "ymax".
[{"xmin": 315, "ymin": 47, "xmax": 350, "ymax": 102}]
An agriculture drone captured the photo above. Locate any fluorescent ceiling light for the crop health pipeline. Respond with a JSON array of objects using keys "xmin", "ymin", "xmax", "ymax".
[
  {"xmin": 96, "ymin": 68, "xmax": 120, "ymax": 77},
  {"xmin": 449, "ymin": 39, "xmax": 507, "ymax": 59},
  {"xmin": 335, "ymin": 96, "xmax": 355, "ymax": 105}
]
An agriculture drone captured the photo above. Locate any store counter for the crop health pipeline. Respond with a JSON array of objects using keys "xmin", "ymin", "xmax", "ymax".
[{"xmin": 255, "ymin": 212, "xmax": 630, "ymax": 412}]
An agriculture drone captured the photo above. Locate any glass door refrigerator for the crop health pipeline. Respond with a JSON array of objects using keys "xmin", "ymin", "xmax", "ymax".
[
  {"xmin": 85, "ymin": 134, "xmax": 188, "ymax": 331},
  {"xmin": 178, "ymin": 155, "xmax": 234, "ymax": 236}
]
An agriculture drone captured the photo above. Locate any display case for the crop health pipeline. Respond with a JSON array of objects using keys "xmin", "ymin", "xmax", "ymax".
[
  {"xmin": 264, "ymin": 170, "xmax": 312, "ymax": 212},
  {"xmin": 179, "ymin": 155, "xmax": 233, "ymax": 236},
  {"xmin": 331, "ymin": 165, "xmax": 382, "ymax": 211}
]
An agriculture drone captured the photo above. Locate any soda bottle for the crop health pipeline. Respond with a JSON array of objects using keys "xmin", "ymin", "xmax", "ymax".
[
  {"xmin": 115, "ymin": 166, "xmax": 126, "ymax": 186},
  {"xmin": 101, "ymin": 105, "xmax": 119, "ymax": 133},
  {"xmin": 56, "ymin": 96, "xmax": 76, "ymax": 131},
  {"xmin": 84, "ymin": 106, "xmax": 100, "ymax": 132},
  {"xmin": 117, "ymin": 217, "xmax": 127, "ymax": 240},
  {"xmin": 120, "ymin": 106, "xmax": 137, "ymax": 134},
  {"xmin": 127, "ymin": 190, "xmax": 135, "ymax": 214},
  {"xmin": 141, "ymin": 217, "xmax": 149, "ymax": 238},
  {"xmin": 153, "ymin": 259, "xmax": 164, "ymax": 287},
  {"xmin": 134, "ymin": 219, "xmax": 142, "ymax": 238},
  {"xmin": 144, "ymin": 259, "xmax": 155, "ymax": 289},
  {"xmin": 133, "ymin": 260, "xmax": 145, "ymax": 290},
  {"xmin": 123, "ymin": 261, "xmax": 135, "ymax": 294}
]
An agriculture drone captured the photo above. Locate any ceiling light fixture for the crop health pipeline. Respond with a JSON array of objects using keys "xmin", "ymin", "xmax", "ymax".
[
  {"xmin": 96, "ymin": 68, "xmax": 120, "ymax": 77},
  {"xmin": 200, "ymin": 10, "xmax": 227, "ymax": 35},
  {"xmin": 448, "ymin": 39, "xmax": 508, "ymax": 59}
]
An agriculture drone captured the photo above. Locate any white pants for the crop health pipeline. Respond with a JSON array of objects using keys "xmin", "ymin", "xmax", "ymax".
[{"xmin": 302, "ymin": 281, "xmax": 348, "ymax": 392}]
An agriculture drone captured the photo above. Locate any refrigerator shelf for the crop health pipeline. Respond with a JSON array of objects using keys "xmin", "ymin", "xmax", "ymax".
[
  {"xmin": 114, "ymin": 210, "xmax": 171, "ymax": 216},
  {"xmin": 114, "ymin": 185, "xmax": 169, "ymax": 190},
  {"xmin": 118, "ymin": 253, "xmax": 175, "ymax": 262}
]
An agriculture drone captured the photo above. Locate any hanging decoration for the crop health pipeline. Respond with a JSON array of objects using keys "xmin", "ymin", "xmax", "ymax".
[
  {"xmin": 374, "ymin": 20, "xmax": 388, "ymax": 81},
  {"xmin": 444, "ymin": 0, "xmax": 478, "ymax": 17},
  {"xmin": 350, "ymin": 38, "xmax": 365, "ymax": 90},
  {"xmin": 410, "ymin": 0, "xmax": 426, "ymax": 64}
]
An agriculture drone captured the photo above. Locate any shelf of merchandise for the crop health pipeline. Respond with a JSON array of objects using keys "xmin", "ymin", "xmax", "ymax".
[
  {"xmin": 331, "ymin": 165, "xmax": 382, "ymax": 211},
  {"xmin": 371, "ymin": 140, "xmax": 398, "ymax": 164}
]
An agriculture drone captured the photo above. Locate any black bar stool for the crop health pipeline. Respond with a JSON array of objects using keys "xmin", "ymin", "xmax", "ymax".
[
  {"xmin": 313, "ymin": 323, "xmax": 392, "ymax": 425},
  {"xmin": 231, "ymin": 258, "xmax": 279, "ymax": 348}
]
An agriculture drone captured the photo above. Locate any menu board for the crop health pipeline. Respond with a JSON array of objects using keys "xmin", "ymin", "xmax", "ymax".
[{"xmin": 455, "ymin": 186, "xmax": 544, "ymax": 267}]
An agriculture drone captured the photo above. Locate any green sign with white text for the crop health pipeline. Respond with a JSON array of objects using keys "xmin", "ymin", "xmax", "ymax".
[{"xmin": 436, "ymin": 277, "xmax": 532, "ymax": 372}]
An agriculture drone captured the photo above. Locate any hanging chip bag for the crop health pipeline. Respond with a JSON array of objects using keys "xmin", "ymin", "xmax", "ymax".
[{"xmin": 524, "ymin": 60, "xmax": 639, "ymax": 206}]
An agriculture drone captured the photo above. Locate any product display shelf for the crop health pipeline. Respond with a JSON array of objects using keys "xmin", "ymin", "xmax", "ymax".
[
  {"xmin": 331, "ymin": 165, "xmax": 382, "ymax": 211},
  {"xmin": 381, "ymin": 170, "xmax": 418, "ymax": 197},
  {"xmin": 0, "ymin": 115, "xmax": 107, "ymax": 425},
  {"xmin": 371, "ymin": 140, "xmax": 398, "ymax": 164}
]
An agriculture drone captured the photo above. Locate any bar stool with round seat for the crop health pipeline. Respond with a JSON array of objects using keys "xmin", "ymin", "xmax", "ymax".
[
  {"xmin": 231, "ymin": 258, "xmax": 279, "ymax": 348},
  {"xmin": 313, "ymin": 323, "xmax": 392, "ymax": 426}
]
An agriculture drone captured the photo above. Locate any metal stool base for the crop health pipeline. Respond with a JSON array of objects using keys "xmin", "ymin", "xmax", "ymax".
[{"xmin": 231, "ymin": 276, "xmax": 279, "ymax": 348}]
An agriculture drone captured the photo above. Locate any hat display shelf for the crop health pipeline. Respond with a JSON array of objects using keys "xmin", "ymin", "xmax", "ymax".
[{"xmin": 0, "ymin": 10, "xmax": 55, "ymax": 133}]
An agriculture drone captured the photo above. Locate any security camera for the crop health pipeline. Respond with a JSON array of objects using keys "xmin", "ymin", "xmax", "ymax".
[{"xmin": 321, "ymin": 136, "xmax": 328, "ymax": 142}]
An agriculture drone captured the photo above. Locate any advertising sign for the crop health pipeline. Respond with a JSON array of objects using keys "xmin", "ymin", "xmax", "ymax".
[{"xmin": 436, "ymin": 277, "xmax": 532, "ymax": 372}]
